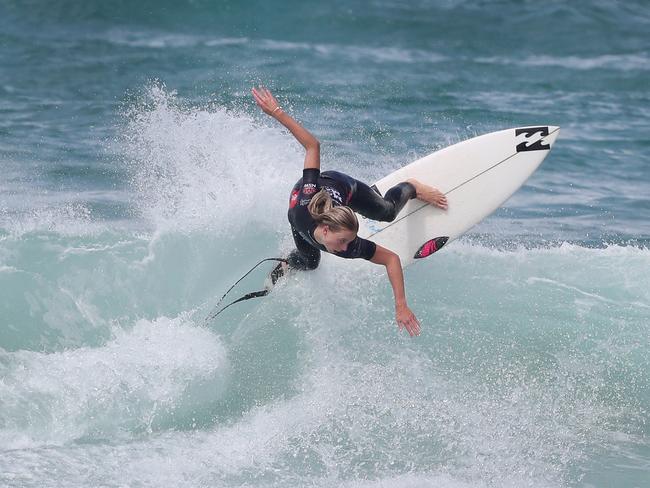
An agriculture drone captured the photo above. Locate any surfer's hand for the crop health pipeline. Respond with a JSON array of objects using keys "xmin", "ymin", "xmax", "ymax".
[
  {"xmin": 396, "ymin": 304, "xmax": 421, "ymax": 337},
  {"xmin": 252, "ymin": 87, "xmax": 282, "ymax": 117}
]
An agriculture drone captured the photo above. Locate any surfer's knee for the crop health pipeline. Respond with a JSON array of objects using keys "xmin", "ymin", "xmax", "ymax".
[
  {"xmin": 377, "ymin": 182, "xmax": 416, "ymax": 222},
  {"xmin": 399, "ymin": 181, "xmax": 418, "ymax": 202}
]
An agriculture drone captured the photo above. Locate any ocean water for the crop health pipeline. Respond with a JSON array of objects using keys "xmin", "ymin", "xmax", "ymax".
[{"xmin": 1, "ymin": 1, "xmax": 649, "ymax": 486}]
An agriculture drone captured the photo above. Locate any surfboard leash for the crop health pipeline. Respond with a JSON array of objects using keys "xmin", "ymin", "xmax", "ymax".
[{"xmin": 204, "ymin": 257, "xmax": 288, "ymax": 322}]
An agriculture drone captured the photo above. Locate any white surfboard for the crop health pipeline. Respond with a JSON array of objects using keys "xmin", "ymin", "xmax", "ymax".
[{"xmin": 358, "ymin": 126, "xmax": 560, "ymax": 267}]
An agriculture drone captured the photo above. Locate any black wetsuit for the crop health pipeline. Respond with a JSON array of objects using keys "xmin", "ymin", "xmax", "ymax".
[{"xmin": 287, "ymin": 169, "xmax": 416, "ymax": 270}]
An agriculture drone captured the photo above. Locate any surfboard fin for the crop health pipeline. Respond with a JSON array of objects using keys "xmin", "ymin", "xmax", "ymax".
[{"xmin": 414, "ymin": 236, "xmax": 448, "ymax": 259}]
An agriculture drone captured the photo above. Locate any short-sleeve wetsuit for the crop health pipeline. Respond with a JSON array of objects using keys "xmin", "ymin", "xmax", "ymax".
[{"xmin": 287, "ymin": 169, "xmax": 416, "ymax": 270}]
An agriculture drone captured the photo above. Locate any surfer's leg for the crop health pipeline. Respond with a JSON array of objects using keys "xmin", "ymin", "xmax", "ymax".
[
  {"xmin": 348, "ymin": 179, "xmax": 416, "ymax": 222},
  {"xmin": 287, "ymin": 226, "xmax": 321, "ymax": 270}
]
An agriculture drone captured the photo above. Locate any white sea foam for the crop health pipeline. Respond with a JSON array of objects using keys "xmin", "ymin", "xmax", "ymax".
[
  {"xmin": 477, "ymin": 53, "xmax": 650, "ymax": 71},
  {"xmin": 120, "ymin": 83, "xmax": 300, "ymax": 235},
  {"xmin": 0, "ymin": 203, "xmax": 110, "ymax": 237},
  {"xmin": 0, "ymin": 316, "xmax": 229, "ymax": 449},
  {"xmin": 260, "ymin": 38, "xmax": 447, "ymax": 64},
  {"xmin": 102, "ymin": 29, "xmax": 208, "ymax": 49}
]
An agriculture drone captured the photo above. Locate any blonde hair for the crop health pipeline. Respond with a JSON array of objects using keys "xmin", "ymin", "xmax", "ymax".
[{"xmin": 308, "ymin": 189, "xmax": 359, "ymax": 232}]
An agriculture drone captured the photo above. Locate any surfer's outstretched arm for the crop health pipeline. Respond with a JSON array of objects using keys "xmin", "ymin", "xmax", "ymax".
[
  {"xmin": 252, "ymin": 87, "xmax": 320, "ymax": 171},
  {"xmin": 370, "ymin": 244, "xmax": 421, "ymax": 337}
]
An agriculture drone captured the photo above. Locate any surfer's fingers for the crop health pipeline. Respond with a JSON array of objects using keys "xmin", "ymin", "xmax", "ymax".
[
  {"xmin": 397, "ymin": 318, "xmax": 408, "ymax": 334},
  {"xmin": 254, "ymin": 92, "xmax": 269, "ymax": 106},
  {"xmin": 413, "ymin": 314, "xmax": 421, "ymax": 328},
  {"xmin": 253, "ymin": 87, "xmax": 270, "ymax": 101},
  {"xmin": 409, "ymin": 321, "xmax": 419, "ymax": 336},
  {"xmin": 404, "ymin": 319, "xmax": 415, "ymax": 336},
  {"xmin": 408, "ymin": 316, "xmax": 421, "ymax": 336},
  {"xmin": 264, "ymin": 90, "xmax": 279, "ymax": 107},
  {"xmin": 252, "ymin": 90, "xmax": 265, "ymax": 106},
  {"xmin": 252, "ymin": 89, "xmax": 277, "ymax": 115}
]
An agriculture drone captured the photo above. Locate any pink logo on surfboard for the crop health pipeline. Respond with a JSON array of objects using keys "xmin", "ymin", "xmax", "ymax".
[{"xmin": 414, "ymin": 237, "xmax": 449, "ymax": 259}]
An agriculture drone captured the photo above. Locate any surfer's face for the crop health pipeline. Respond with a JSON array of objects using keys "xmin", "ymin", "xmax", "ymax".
[{"xmin": 323, "ymin": 227, "xmax": 356, "ymax": 253}]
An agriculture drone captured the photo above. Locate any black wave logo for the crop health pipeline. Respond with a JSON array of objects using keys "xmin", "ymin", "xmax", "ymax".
[{"xmin": 515, "ymin": 127, "xmax": 550, "ymax": 152}]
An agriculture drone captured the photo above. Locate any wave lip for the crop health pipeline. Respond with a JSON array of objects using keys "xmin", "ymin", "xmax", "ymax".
[{"xmin": 0, "ymin": 316, "xmax": 229, "ymax": 449}]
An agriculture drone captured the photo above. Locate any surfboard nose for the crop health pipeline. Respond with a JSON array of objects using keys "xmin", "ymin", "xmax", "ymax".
[{"xmin": 545, "ymin": 126, "xmax": 561, "ymax": 148}]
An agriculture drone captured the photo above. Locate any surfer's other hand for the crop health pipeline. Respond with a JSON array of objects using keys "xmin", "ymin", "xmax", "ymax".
[
  {"xmin": 252, "ymin": 87, "xmax": 281, "ymax": 116},
  {"xmin": 396, "ymin": 305, "xmax": 421, "ymax": 337}
]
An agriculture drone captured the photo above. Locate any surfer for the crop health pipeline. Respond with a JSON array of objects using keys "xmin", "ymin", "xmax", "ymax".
[{"xmin": 252, "ymin": 87, "xmax": 447, "ymax": 336}]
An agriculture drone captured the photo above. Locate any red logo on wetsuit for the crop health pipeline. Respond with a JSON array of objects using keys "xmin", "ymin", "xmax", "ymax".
[
  {"xmin": 289, "ymin": 189, "xmax": 299, "ymax": 209},
  {"xmin": 303, "ymin": 183, "xmax": 317, "ymax": 195}
]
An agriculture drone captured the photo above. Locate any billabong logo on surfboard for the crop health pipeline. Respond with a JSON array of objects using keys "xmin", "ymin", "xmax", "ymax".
[
  {"xmin": 515, "ymin": 127, "xmax": 550, "ymax": 152},
  {"xmin": 414, "ymin": 237, "xmax": 449, "ymax": 259}
]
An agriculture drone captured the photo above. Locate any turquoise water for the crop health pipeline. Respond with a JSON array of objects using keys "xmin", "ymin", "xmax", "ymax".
[{"xmin": 1, "ymin": 1, "xmax": 649, "ymax": 486}]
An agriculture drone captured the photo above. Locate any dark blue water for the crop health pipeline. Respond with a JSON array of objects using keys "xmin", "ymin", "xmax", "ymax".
[{"xmin": 1, "ymin": 1, "xmax": 649, "ymax": 487}]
